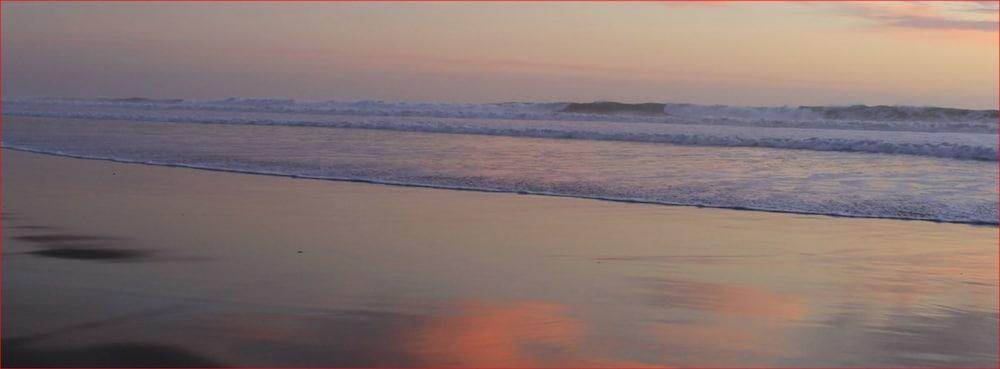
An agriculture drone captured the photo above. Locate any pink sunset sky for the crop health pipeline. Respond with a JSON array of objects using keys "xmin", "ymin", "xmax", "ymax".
[{"xmin": 2, "ymin": 1, "xmax": 997, "ymax": 108}]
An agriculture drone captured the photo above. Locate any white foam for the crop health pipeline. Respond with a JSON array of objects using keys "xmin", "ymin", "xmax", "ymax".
[{"xmin": 4, "ymin": 113, "xmax": 995, "ymax": 225}]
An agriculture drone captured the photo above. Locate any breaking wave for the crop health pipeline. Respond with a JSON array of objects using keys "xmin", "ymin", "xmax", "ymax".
[
  {"xmin": 5, "ymin": 97, "xmax": 998, "ymax": 133},
  {"xmin": 4, "ymin": 97, "xmax": 996, "ymax": 161}
]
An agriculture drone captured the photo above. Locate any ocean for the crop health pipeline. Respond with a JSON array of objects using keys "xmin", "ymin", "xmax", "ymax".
[{"xmin": 4, "ymin": 97, "xmax": 997, "ymax": 225}]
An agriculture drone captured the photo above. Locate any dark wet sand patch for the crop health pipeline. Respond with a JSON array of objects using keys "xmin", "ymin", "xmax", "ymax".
[
  {"xmin": 12, "ymin": 231, "xmax": 160, "ymax": 262},
  {"xmin": 2, "ymin": 341, "xmax": 223, "ymax": 367},
  {"xmin": 28, "ymin": 248, "xmax": 151, "ymax": 261}
]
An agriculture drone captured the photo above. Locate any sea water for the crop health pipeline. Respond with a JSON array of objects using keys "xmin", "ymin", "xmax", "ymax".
[{"xmin": 3, "ymin": 97, "xmax": 997, "ymax": 224}]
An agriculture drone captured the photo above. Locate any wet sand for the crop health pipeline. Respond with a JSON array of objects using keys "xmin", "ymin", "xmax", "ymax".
[{"xmin": 2, "ymin": 149, "xmax": 997, "ymax": 367}]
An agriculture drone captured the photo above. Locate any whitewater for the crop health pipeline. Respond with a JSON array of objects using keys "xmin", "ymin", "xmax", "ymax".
[{"xmin": 3, "ymin": 97, "xmax": 997, "ymax": 224}]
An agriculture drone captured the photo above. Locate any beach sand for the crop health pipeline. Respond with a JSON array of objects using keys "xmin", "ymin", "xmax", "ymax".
[{"xmin": 2, "ymin": 149, "xmax": 997, "ymax": 367}]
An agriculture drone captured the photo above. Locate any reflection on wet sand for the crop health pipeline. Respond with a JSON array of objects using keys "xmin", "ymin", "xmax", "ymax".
[
  {"xmin": 637, "ymin": 278, "xmax": 804, "ymax": 366},
  {"xmin": 400, "ymin": 301, "xmax": 652, "ymax": 367},
  {"xmin": 3, "ymin": 305, "xmax": 218, "ymax": 367},
  {"xmin": 791, "ymin": 305, "xmax": 998, "ymax": 367},
  {"xmin": 638, "ymin": 278, "xmax": 804, "ymax": 320},
  {"xmin": 403, "ymin": 301, "xmax": 585, "ymax": 367},
  {"xmin": 164, "ymin": 301, "xmax": 653, "ymax": 367},
  {"xmin": 808, "ymin": 248, "xmax": 998, "ymax": 307},
  {"xmin": 4, "ymin": 223, "xmax": 995, "ymax": 367}
]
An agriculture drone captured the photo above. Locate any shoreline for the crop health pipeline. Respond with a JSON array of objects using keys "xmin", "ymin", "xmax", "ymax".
[
  {"xmin": 4, "ymin": 146, "xmax": 994, "ymax": 227},
  {"xmin": 3, "ymin": 149, "xmax": 996, "ymax": 367}
]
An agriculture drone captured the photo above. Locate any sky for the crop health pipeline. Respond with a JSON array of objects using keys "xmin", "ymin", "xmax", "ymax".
[{"xmin": 2, "ymin": 2, "xmax": 998, "ymax": 108}]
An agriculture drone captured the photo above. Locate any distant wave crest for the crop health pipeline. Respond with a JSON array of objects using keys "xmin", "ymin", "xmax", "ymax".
[
  {"xmin": 4, "ymin": 97, "xmax": 997, "ymax": 161},
  {"xmin": 6, "ymin": 97, "xmax": 998, "ymax": 132}
]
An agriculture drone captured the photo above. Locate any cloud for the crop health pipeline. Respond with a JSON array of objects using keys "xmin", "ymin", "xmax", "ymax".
[
  {"xmin": 890, "ymin": 17, "xmax": 996, "ymax": 31},
  {"xmin": 657, "ymin": 1, "xmax": 733, "ymax": 6},
  {"xmin": 963, "ymin": 1, "xmax": 1000, "ymax": 14},
  {"xmin": 836, "ymin": 3, "xmax": 998, "ymax": 32},
  {"xmin": 656, "ymin": 2, "xmax": 996, "ymax": 33}
]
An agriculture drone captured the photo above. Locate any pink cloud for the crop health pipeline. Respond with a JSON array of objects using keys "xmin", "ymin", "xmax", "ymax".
[{"xmin": 835, "ymin": 3, "xmax": 997, "ymax": 32}]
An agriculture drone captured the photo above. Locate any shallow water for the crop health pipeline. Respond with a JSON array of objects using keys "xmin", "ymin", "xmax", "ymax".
[
  {"xmin": 4, "ymin": 116, "xmax": 997, "ymax": 224},
  {"xmin": 2, "ymin": 150, "xmax": 997, "ymax": 367}
]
